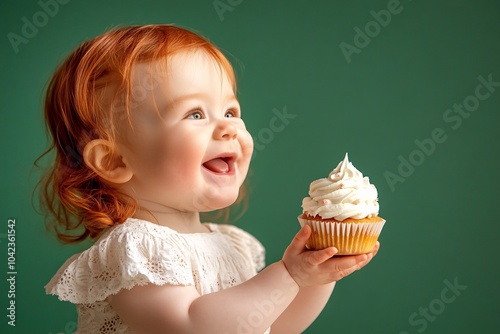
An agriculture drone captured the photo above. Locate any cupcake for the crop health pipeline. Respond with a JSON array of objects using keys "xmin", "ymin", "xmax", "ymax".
[{"xmin": 298, "ymin": 153, "xmax": 385, "ymax": 254}]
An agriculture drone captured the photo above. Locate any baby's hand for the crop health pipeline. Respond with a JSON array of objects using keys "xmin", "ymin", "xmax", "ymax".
[{"xmin": 282, "ymin": 224, "xmax": 379, "ymax": 287}]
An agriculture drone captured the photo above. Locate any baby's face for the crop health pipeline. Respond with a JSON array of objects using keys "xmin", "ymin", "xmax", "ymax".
[{"xmin": 116, "ymin": 50, "xmax": 253, "ymax": 212}]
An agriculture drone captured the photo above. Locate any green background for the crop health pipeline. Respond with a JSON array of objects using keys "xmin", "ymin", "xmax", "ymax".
[{"xmin": 1, "ymin": 0, "xmax": 499, "ymax": 333}]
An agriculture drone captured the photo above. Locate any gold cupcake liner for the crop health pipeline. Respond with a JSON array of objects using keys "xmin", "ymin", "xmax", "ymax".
[{"xmin": 298, "ymin": 216, "xmax": 385, "ymax": 255}]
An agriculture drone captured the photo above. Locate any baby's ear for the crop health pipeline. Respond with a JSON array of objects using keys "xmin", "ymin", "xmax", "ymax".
[{"xmin": 83, "ymin": 139, "xmax": 133, "ymax": 184}]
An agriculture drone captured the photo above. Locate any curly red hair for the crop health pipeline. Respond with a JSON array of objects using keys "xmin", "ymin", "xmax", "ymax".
[{"xmin": 35, "ymin": 24, "xmax": 247, "ymax": 243}]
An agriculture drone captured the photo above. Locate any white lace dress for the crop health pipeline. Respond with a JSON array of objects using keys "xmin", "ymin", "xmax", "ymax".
[{"xmin": 45, "ymin": 218, "xmax": 269, "ymax": 334}]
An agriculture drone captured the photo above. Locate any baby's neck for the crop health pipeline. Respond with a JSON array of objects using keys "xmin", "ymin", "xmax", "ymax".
[{"xmin": 133, "ymin": 202, "xmax": 209, "ymax": 234}]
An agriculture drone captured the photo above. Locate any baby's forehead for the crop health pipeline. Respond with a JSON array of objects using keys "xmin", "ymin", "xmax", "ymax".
[
  {"xmin": 127, "ymin": 51, "xmax": 235, "ymax": 100},
  {"xmin": 108, "ymin": 50, "xmax": 233, "ymax": 106},
  {"xmin": 131, "ymin": 50, "xmax": 221, "ymax": 81}
]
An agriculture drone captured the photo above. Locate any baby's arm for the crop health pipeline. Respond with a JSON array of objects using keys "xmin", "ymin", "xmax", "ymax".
[
  {"xmin": 108, "ymin": 225, "xmax": 375, "ymax": 334},
  {"xmin": 271, "ymin": 226, "xmax": 380, "ymax": 333},
  {"xmin": 109, "ymin": 260, "xmax": 298, "ymax": 333}
]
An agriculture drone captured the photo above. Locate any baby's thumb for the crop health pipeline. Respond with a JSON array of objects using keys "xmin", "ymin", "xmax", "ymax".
[{"xmin": 287, "ymin": 224, "xmax": 311, "ymax": 255}]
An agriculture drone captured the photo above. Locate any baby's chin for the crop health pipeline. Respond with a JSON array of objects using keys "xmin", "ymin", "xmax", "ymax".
[{"xmin": 194, "ymin": 192, "xmax": 241, "ymax": 213}]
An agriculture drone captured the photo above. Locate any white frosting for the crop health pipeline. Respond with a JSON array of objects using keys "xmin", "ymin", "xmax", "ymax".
[{"xmin": 301, "ymin": 153, "xmax": 379, "ymax": 221}]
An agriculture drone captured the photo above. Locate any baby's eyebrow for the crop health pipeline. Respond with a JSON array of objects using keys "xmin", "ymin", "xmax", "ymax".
[
  {"xmin": 153, "ymin": 93, "xmax": 204, "ymax": 112},
  {"xmin": 164, "ymin": 93, "xmax": 239, "ymax": 108},
  {"xmin": 169, "ymin": 93, "xmax": 205, "ymax": 105}
]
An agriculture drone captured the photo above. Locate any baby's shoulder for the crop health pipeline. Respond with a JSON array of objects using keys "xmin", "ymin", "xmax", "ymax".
[
  {"xmin": 207, "ymin": 223, "xmax": 260, "ymax": 244},
  {"xmin": 208, "ymin": 223, "xmax": 265, "ymax": 270},
  {"xmin": 45, "ymin": 218, "xmax": 195, "ymax": 303},
  {"xmin": 105, "ymin": 217, "xmax": 177, "ymax": 238}
]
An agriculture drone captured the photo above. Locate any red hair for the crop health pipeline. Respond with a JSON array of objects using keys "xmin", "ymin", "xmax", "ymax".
[{"xmin": 35, "ymin": 24, "xmax": 247, "ymax": 243}]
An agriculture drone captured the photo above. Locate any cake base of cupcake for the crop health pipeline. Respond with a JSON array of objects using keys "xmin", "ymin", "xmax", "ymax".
[{"xmin": 298, "ymin": 214, "xmax": 385, "ymax": 255}]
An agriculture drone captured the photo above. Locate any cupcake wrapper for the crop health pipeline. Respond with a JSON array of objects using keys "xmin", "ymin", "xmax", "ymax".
[{"xmin": 298, "ymin": 216, "xmax": 386, "ymax": 255}]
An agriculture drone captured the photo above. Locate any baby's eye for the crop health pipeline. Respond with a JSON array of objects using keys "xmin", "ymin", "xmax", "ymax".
[
  {"xmin": 225, "ymin": 109, "xmax": 239, "ymax": 118},
  {"xmin": 187, "ymin": 111, "xmax": 204, "ymax": 120}
]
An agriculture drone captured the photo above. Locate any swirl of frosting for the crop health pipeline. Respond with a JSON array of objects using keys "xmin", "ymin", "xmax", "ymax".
[{"xmin": 301, "ymin": 153, "xmax": 379, "ymax": 221}]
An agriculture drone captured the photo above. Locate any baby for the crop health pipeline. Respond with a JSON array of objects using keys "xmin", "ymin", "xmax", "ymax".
[{"xmin": 39, "ymin": 24, "xmax": 379, "ymax": 333}]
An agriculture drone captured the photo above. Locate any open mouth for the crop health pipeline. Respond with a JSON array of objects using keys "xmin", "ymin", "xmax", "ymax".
[{"xmin": 202, "ymin": 156, "xmax": 235, "ymax": 174}]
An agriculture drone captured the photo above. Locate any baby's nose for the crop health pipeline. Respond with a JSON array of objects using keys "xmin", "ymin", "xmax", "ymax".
[{"xmin": 213, "ymin": 119, "xmax": 237, "ymax": 140}]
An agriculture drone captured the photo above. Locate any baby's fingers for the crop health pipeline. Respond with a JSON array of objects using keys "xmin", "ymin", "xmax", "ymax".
[
  {"xmin": 357, "ymin": 242, "xmax": 380, "ymax": 268},
  {"xmin": 286, "ymin": 225, "xmax": 312, "ymax": 256},
  {"xmin": 307, "ymin": 247, "xmax": 337, "ymax": 265},
  {"xmin": 323, "ymin": 253, "xmax": 369, "ymax": 280}
]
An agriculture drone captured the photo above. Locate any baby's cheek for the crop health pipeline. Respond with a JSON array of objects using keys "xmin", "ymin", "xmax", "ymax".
[
  {"xmin": 238, "ymin": 130, "xmax": 254, "ymax": 157},
  {"xmin": 140, "ymin": 143, "xmax": 167, "ymax": 169},
  {"xmin": 162, "ymin": 145, "xmax": 201, "ymax": 178}
]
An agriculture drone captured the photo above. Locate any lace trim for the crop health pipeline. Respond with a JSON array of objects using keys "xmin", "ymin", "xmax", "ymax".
[
  {"xmin": 46, "ymin": 228, "xmax": 194, "ymax": 304},
  {"xmin": 45, "ymin": 218, "xmax": 267, "ymax": 333}
]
